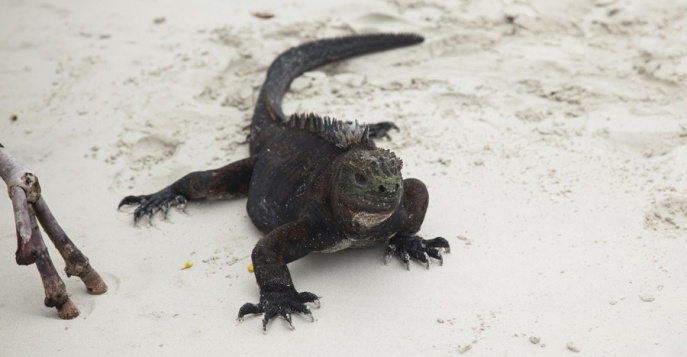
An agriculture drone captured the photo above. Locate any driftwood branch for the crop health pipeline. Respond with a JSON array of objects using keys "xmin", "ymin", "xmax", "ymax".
[{"xmin": 0, "ymin": 143, "xmax": 107, "ymax": 319}]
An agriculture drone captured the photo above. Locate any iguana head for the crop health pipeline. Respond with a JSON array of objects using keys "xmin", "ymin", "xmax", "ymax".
[{"xmin": 332, "ymin": 148, "xmax": 403, "ymax": 229}]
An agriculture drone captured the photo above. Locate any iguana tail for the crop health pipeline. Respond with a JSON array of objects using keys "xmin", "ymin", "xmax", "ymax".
[{"xmin": 249, "ymin": 33, "xmax": 424, "ymax": 153}]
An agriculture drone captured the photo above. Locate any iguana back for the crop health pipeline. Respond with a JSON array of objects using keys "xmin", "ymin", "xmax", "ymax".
[{"xmin": 249, "ymin": 33, "xmax": 424, "ymax": 155}]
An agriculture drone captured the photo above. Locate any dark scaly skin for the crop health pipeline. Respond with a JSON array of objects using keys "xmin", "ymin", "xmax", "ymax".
[{"xmin": 119, "ymin": 33, "xmax": 450, "ymax": 331}]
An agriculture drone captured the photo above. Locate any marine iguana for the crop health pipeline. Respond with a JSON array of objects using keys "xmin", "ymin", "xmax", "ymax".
[{"xmin": 119, "ymin": 33, "xmax": 450, "ymax": 331}]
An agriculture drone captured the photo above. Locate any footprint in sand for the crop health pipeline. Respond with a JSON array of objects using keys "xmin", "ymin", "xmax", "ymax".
[
  {"xmin": 65, "ymin": 271, "xmax": 120, "ymax": 319},
  {"xmin": 128, "ymin": 135, "xmax": 179, "ymax": 170},
  {"xmin": 645, "ymin": 196, "xmax": 687, "ymax": 237}
]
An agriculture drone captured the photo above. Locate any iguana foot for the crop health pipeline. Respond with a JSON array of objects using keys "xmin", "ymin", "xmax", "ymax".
[
  {"xmin": 118, "ymin": 187, "xmax": 187, "ymax": 224},
  {"xmin": 238, "ymin": 288, "xmax": 319, "ymax": 332},
  {"xmin": 384, "ymin": 234, "xmax": 450, "ymax": 270},
  {"xmin": 367, "ymin": 121, "xmax": 399, "ymax": 140}
]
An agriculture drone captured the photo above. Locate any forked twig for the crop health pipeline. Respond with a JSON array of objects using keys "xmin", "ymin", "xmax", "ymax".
[{"xmin": 0, "ymin": 143, "xmax": 107, "ymax": 319}]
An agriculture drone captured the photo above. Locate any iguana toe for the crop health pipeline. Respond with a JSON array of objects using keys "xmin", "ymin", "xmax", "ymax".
[
  {"xmin": 119, "ymin": 187, "xmax": 187, "ymax": 225},
  {"xmin": 239, "ymin": 288, "xmax": 319, "ymax": 331},
  {"xmin": 385, "ymin": 235, "xmax": 450, "ymax": 270},
  {"xmin": 367, "ymin": 121, "xmax": 399, "ymax": 140}
]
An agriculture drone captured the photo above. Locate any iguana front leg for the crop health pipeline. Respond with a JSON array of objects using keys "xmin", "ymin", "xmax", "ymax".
[
  {"xmin": 384, "ymin": 178, "xmax": 450, "ymax": 269},
  {"xmin": 119, "ymin": 156, "xmax": 255, "ymax": 224},
  {"xmin": 238, "ymin": 219, "xmax": 324, "ymax": 331}
]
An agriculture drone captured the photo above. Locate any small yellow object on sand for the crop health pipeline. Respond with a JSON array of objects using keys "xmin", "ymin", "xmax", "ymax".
[
  {"xmin": 247, "ymin": 263, "xmax": 254, "ymax": 273},
  {"xmin": 181, "ymin": 260, "xmax": 193, "ymax": 270}
]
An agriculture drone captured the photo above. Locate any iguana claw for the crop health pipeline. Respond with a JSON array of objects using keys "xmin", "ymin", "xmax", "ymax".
[
  {"xmin": 384, "ymin": 235, "xmax": 450, "ymax": 270},
  {"xmin": 118, "ymin": 187, "xmax": 187, "ymax": 224},
  {"xmin": 238, "ymin": 289, "xmax": 319, "ymax": 332},
  {"xmin": 366, "ymin": 121, "xmax": 399, "ymax": 140}
]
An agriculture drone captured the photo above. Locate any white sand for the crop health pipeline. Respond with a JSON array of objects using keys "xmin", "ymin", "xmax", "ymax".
[{"xmin": 1, "ymin": 0, "xmax": 686, "ymax": 355}]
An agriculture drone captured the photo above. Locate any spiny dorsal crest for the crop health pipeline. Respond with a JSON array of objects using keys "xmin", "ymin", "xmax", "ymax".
[{"xmin": 288, "ymin": 113, "xmax": 370, "ymax": 149}]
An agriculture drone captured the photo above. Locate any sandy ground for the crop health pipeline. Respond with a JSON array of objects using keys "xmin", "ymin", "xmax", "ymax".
[{"xmin": 1, "ymin": 0, "xmax": 686, "ymax": 355}]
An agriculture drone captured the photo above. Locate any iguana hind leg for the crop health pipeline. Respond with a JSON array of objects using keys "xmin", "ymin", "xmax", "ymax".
[
  {"xmin": 367, "ymin": 121, "xmax": 399, "ymax": 140},
  {"xmin": 344, "ymin": 121, "xmax": 399, "ymax": 140},
  {"xmin": 119, "ymin": 156, "xmax": 255, "ymax": 224}
]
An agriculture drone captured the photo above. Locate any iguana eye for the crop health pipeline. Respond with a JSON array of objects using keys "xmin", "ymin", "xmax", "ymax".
[{"xmin": 354, "ymin": 173, "xmax": 367, "ymax": 185}]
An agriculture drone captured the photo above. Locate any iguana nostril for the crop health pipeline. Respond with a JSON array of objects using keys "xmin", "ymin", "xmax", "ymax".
[{"xmin": 378, "ymin": 185, "xmax": 386, "ymax": 193}]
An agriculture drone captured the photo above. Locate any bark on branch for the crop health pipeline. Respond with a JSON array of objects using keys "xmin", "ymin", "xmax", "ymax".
[{"xmin": 0, "ymin": 143, "xmax": 107, "ymax": 319}]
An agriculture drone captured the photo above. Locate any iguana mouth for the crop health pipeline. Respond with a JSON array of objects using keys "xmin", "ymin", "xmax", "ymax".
[{"xmin": 352, "ymin": 193, "xmax": 398, "ymax": 213}]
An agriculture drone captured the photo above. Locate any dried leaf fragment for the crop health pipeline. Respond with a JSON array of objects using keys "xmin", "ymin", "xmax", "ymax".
[
  {"xmin": 252, "ymin": 12, "xmax": 274, "ymax": 19},
  {"xmin": 566, "ymin": 341, "xmax": 580, "ymax": 352},
  {"xmin": 639, "ymin": 294, "xmax": 655, "ymax": 302}
]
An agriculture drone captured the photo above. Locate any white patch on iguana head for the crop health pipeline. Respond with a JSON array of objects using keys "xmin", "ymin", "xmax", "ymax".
[{"xmin": 352, "ymin": 211, "xmax": 393, "ymax": 228}]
